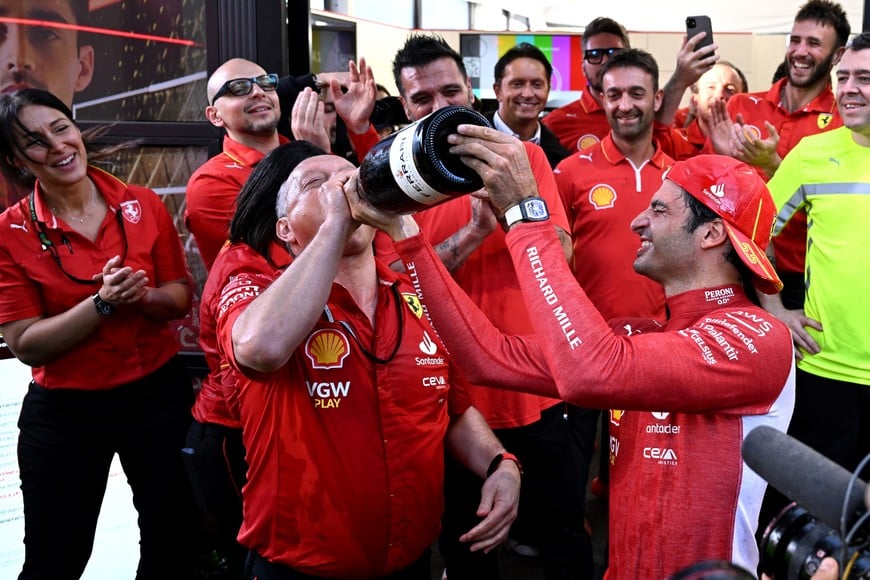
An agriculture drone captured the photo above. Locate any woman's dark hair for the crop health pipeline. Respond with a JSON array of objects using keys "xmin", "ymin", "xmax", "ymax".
[
  {"xmin": 229, "ymin": 140, "xmax": 328, "ymax": 261},
  {"xmin": 0, "ymin": 89, "xmax": 76, "ymax": 186},
  {"xmin": 0, "ymin": 88, "xmax": 132, "ymax": 188}
]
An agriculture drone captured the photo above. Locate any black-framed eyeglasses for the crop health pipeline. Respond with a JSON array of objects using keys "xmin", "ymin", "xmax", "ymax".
[
  {"xmin": 28, "ymin": 193, "xmax": 128, "ymax": 285},
  {"xmin": 584, "ymin": 48, "xmax": 623, "ymax": 64},
  {"xmin": 211, "ymin": 73, "xmax": 279, "ymax": 106}
]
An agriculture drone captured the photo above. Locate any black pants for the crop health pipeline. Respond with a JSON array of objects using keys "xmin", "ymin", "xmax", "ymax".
[
  {"xmin": 244, "ymin": 548, "xmax": 431, "ymax": 579},
  {"xmin": 17, "ymin": 358, "xmax": 198, "ymax": 580},
  {"xmin": 758, "ymin": 368, "xmax": 870, "ymax": 540},
  {"xmin": 439, "ymin": 403, "xmax": 595, "ymax": 580},
  {"xmin": 183, "ymin": 420, "xmax": 248, "ymax": 575}
]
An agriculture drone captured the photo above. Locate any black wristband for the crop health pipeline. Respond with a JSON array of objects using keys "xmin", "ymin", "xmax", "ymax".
[{"xmin": 486, "ymin": 452, "xmax": 522, "ymax": 477}]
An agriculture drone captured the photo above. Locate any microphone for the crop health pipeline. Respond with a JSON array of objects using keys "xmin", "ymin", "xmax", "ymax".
[{"xmin": 742, "ymin": 425, "xmax": 866, "ymax": 531}]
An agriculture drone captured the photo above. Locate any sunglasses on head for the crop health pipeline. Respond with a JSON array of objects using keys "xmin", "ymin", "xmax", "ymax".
[
  {"xmin": 584, "ymin": 48, "xmax": 623, "ymax": 64},
  {"xmin": 211, "ymin": 73, "xmax": 279, "ymax": 105}
]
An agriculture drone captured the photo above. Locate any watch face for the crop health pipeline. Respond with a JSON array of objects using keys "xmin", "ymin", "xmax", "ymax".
[{"xmin": 524, "ymin": 199, "xmax": 548, "ymax": 220}]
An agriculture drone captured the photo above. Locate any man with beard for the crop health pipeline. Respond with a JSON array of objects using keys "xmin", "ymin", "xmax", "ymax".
[
  {"xmin": 552, "ymin": 50, "xmax": 675, "ymax": 525},
  {"xmin": 543, "ymin": 17, "xmax": 717, "ymax": 154},
  {"xmin": 553, "ymin": 47, "xmax": 672, "ymax": 390},
  {"xmin": 755, "ymin": 31, "xmax": 870, "ymax": 543},
  {"xmin": 708, "ymin": 0, "xmax": 849, "ymax": 311},
  {"xmin": 185, "ymin": 58, "xmax": 286, "ymax": 270},
  {"xmin": 542, "ymin": 18, "xmax": 631, "ymax": 153}
]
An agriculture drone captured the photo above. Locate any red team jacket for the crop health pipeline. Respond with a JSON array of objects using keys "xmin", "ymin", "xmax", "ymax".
[{"xmin": 394, "ymin": 224, "xmax": 795, "ymax": 578}]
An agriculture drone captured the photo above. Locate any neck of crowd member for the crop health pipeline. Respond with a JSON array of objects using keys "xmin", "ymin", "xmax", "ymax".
[
  {"xmin": 611, "ymin": 128, "xmax": 656, "ymax": 167},
  {"xmin": 504, "ymin": 114, "xmax": 539, "ymax": 142},
  {"xmin": 588, "ymin": 83, "xmax": 604, "ymax": 107},
  {"xmin": 229, "ymin": 129, "xmax": 281, "ymax": 156},
  {"xmin": 661, "ymin": 265, "xmax": 741, "ymax": 299},
  {"xmin": 780, "ymin": 75, "xmax": 830, "ymax": 114},
  {"xmin": 334, "ymin": 248, "xmax": 379, "ymax": 326},
  {"xmin": 40, "ymin": 178, "xmax": 96, "ymax": 215}
]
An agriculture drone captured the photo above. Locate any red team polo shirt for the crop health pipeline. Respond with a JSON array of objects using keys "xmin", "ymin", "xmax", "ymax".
[
  {"xmin": 0, "ymin": 167, "xmax": 189, "ymax": 389},
  {"xmin": 542, "ymin": 89, "xmax": 611, "ymax": 153},
  {"xmin": 716, "ymin": 78, "xmax": 842, "ymax": 275},
  {"xmin": 213, "ymin": 243, "xmax": 473, "ymax": 577},
  {"xmin": 184, "ymin": 134, "xmax": 289, "ymax": 270},
  {"xmin": 554, "ymin": 134, "xmax": 671, "ymax": 321},
  {"xmin": 194, "ymin": 242, "xmax": 292, "ymax": 427},
  {"xmin": 394, "ymin": 227, "xmax": 795, "ymax": 578},
  {"xmin": 375, "ymin": 142, "xmax": 568, "ymax": 429},
  {"xmin": 655, "ymin": 119, "xmax": 706, "ymax": 162}
]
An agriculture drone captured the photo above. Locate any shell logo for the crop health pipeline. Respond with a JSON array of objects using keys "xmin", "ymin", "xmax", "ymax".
[
  {"xmin": 742, "ymin": 124, "xmax": 762, "ymax": 140},
  {"xmin": 589, "ymin": 184, "xmax": 617, "ymax": 209},
  {"xmin": 305, "ymin": 329, "xmax": 350, "ymax": 369},
  {"xmin": 817, "ymin": 113, "xmax": 833, "ymax": 129},
  {"xmin": 610, "ymin": 409, "xmax": 625, "ymax": 427},
  {"xmin": 577, "ymin": 134, "xmax": 600, "ymax": 151}
]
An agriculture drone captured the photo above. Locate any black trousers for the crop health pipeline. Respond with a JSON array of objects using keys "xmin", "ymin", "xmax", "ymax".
[
  {"xmin": 183, "ymin": 420, "xmax": 248, "ymax": 574},
  {"xmin": 244, "ymin": 548, "xmax": 431, "ymax": 580},
  {"xmin": 16, "ymin": 358, "xmax": 198, "ymax": 580},
  {"xmin": 439, "ymin": 402, "xmax": 595, "ymax": 580}
]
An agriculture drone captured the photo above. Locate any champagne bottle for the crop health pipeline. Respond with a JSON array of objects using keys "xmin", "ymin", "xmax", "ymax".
[{"xmin": 357, "ymin": 105, "xmax": 493, "ymax": 214}]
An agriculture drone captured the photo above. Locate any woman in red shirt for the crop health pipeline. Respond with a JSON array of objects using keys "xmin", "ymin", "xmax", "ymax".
[{"xmin": 0, "ymin": 88, "xmax": 198, "ymax": 579}]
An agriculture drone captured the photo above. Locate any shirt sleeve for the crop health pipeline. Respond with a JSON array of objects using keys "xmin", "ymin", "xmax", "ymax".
[
  {"xmin": 347, "ymin": 125, "xmax": 381, "ymax": 160},
  {"xmin": 0, "ymin": 238, "xmax": 41, "ymax": 324},
  {"xmin": 767, "ymin": 145, "xmax": 807, "ymax": 236},
  {"xmin": 394, "ymin": 224, "xmax": 794, "ymax": 414},
  {"xmin": 185, "ymin": 163, "xmax": 241, "ymax": 270},
  {"xmin": 214, "ymin": 252, "xmax": 277, "ymax": 379},
  {"xmin": 140, "ymin": 187, "xmax": 190, "ymax": 285}
]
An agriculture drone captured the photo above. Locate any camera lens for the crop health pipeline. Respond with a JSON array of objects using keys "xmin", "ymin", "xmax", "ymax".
[
  {"xmin": 759, "ymin": 503, "xmax": 870, "ymax": 580},
  {"xmin": 687, "ymin": 18, "xmax": 696, "ymax": 27}
]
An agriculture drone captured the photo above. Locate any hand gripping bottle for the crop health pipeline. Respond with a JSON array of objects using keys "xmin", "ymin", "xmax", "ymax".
[{"xmin": 358, "ymin": 105, "xmax": 493, "ymax": 214}]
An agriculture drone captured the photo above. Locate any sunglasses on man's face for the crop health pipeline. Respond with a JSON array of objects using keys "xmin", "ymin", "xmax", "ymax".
[
  {"xmin": 584, "ymin": 48, "xmax": 623, "ymax": 65},
  {"xmin": 211, "ymin": 74, "xmax": 279, "ymax": 105}
]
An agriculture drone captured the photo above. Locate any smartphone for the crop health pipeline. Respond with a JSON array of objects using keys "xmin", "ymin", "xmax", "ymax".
[{"xmin": 686, "ymin": 15, "xmax": 714, "ymax": 51}]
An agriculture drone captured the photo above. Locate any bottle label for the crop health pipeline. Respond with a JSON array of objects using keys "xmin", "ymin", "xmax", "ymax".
[{"xmin": 388, "ymin": 128, "xmax": 452, "ymax": 206}]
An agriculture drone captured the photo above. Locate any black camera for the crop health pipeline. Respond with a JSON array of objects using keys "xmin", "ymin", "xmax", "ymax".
[
  {"xmin": 369, "ymin": 96, "xmax": 409, "ymax": 130},
  {"xmin": 760, "ymin": 503, "xmax": 870, "ymax": 579}
]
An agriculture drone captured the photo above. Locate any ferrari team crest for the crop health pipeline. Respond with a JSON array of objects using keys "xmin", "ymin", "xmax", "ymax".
[{"xmin": 120, "ymin": 200, "xmax": 142, "ymax": 224}]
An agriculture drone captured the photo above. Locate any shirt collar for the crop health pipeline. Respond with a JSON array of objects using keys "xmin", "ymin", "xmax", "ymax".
[{"xmin": 493, "ymin": 111, "xmax": 541, "ymax": 144}]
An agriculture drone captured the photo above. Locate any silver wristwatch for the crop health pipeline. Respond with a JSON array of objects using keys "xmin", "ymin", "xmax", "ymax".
[{"xmin": 503, "ymin": 197, "xmax": 549, "ymax": 228}]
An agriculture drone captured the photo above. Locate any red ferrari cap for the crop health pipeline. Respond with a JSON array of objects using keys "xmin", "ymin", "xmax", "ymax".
[{"xmin": 665, "ymin": 155, "xmax": 783, "ymax": 294}]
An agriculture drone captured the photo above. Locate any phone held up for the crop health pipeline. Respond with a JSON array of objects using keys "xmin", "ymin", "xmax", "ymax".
[{"xmin": 686, "ymin": 15, "xmax": 714, "ymax": 51}]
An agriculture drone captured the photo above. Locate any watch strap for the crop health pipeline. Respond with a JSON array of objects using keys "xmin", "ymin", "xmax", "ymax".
[
  {"xmin": 92, "ymin": 293, "xmax": 115, "ymax": 316},
  {"xmin": 503, "ymin": 203, "xmax": 525, "ymax": 228},
  {"xmin": 486, "ymin": 452, "xmax": 523, "ymax": 477}
]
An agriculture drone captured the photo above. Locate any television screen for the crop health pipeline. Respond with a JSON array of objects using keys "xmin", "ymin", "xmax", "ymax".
[{"xmin": 460, "ymin": 33, "xmax": 587, "ymax": 108}]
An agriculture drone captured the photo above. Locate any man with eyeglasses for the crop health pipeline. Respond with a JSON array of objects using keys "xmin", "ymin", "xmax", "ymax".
[
  {"xmin": 542, "ymin": 18, "xmax": 632, "ymax": 154},
  {"xmin": 186, "ymin": 57, "xmax": 377, "ymax": 271},
  {"xmin": 185, "ymin": 58, "xmax": 285, "ymax": 271},
  {"xmin": 543, "ymin": 17, "xmax": 718, "ymax": 155}
]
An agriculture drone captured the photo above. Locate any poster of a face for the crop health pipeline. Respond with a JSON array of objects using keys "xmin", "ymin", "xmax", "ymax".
[{"xmin": 0, "ymin": 0, "xmax": 208, "ymax": 211}]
